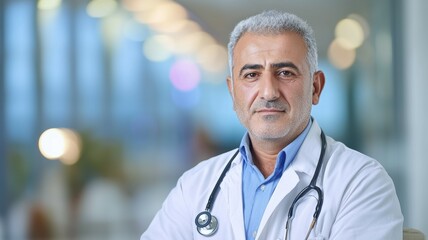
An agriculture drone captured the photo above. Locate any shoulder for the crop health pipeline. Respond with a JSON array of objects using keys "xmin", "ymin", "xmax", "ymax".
[
  {"xmin": 325, "ymin": 137, "xmax": 384, "ymax": 172},
  {"xmin": 321, "ymin": 137, "xmax": 403, "ymax": 237},
  {"xmin": 178, "ymin": 149, "xmax": 239, "ymax": 190},
  {"xmin": 323, "ymin": 136, "xmax": 396, "ymax": 200},
  {"xmin": 183, "ymin": 149, "xmax": 238, "ymax": 176}
]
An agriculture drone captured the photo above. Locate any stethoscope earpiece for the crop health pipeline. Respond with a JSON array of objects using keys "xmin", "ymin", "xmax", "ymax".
[{"xmin": 195, "ymin": 211, "xmax": 218, "ymax": 236}]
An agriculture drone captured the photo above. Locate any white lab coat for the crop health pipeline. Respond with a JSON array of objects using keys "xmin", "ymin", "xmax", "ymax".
[{"xmin": 141, "ymin": 121, "xmax": 403, "ymax": 240}]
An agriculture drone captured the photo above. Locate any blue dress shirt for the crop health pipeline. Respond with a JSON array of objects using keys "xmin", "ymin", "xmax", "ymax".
[{"xmin": 240, "ymin": 121, "xmax": 312, "ymax": 239}]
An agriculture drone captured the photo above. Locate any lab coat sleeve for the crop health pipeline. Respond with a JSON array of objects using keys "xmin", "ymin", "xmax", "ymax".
[
  {"xmin": 329, "ymin": 163, "xmax": 403, "ymax": 239},
  {"xmin": 140, "ymin": 177, "xmax": 193, "ymax": 240}
]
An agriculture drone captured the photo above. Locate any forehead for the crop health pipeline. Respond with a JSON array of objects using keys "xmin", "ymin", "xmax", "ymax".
[{"xmin": 232, "ymin": 32, "xmax": 309, "ymax": 71}]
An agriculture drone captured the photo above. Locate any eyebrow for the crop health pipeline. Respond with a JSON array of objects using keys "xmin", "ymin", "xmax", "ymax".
[
  {"xmin": 271, "ymin": 62, "xmax": 300, "ymax": 72},
  {"xmin": 238, "ymin": 61, "xmax": 301, "ymax": 77},
  {"xmin": 238, "ymin": 64, "xmax": 263, "ymax": 77}
]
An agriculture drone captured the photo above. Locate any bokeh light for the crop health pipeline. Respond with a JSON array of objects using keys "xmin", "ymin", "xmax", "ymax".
[
  {"xmin": 335, "ymin": 18, "xmax": 365, "ymax": 50},
  {"xmin": 328, "ymin": 39, "xmax": 356, "ymax": 69},
  {"xmin": 38, "ymin": 128, "xmax": 82, "ymax": 165},
  {"xmin": 58, "ymin": 129, "xmax": 82, "ymax": 165},
  {"xmin": 173, "ymin": 31, "xmax": 216, "ymax": 55},
  {"xmin": 151, "ymin": 19, "xmax": 200, "ymax": 34},
  {"xmin": 122, "ymin": 0, "xmax": 168, "ymax": 13},
  {"xmin": 143, "ymin": 34, "xmax": 174, "ymax": 62},
  {"xmin": 169, "ymin": 59, "xmax": 201, "ymax": 91},
  {"xmin": 196, "ymin": 44, "xmax": 228, "ymax": 73},
  {"xmin": 39, "ymin": 128, "xmax": 67, "ymax": 160},
  {"xmin": 101, "ymin": 12, "xmax": 124, "ymax": 48},
  {"xmin": 38, "ymin": 0, "xmax": 62, "ymax": 10},
  {"xmin": 135, "ymin": 1, "xmax": 187, "ymax": 26},
  {"xmin": 121, "ymin": 0, "xmax": 223, "ymax": 75},
  {"xmin": 86, "ymin": 0, "xmax": 118, "ymax": 18},
  {"xmin": 348, "ymin": 14, "xmax": 370, "ymax": 40}
]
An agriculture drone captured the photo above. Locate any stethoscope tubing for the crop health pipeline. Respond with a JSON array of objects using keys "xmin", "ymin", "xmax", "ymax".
[
  {"xmin": 285, "ymin": 130, "xmax": 326, "ymax": 240},
  {"xmin": 195, "ymin": 150, "xmax": 239, "ymax": 229},
  {"xmin": 196, "ymin": 130, "xmax": 327, "ymax": 238},
  {"xmin": 205, "ymin": 150, "xmax": 239, "ymax": 212},
  {"xmin": 288, "ymin": 130, "xmax": 326, "ymax": 220}
]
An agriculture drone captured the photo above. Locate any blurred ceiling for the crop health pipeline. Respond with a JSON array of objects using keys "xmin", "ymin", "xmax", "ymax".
[{"xmin": 175, "ymin": 0, "xmax": 368, "ymax": 58}]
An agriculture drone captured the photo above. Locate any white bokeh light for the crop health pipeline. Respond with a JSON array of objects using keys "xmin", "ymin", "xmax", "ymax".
[{"xmin": 39, "ymin": 128, "xmax": 82, "ymax": 165}]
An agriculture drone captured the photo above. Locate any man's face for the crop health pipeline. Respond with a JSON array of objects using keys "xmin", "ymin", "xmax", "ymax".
[{"xmin": 227, "ymin": 32, "xmax": 324, "ymax": 145}]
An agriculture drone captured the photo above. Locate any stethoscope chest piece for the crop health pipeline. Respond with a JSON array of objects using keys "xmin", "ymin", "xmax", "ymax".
[{"xmin": 195, "ymin": 211, "xmax": 218, "ymax": 236}]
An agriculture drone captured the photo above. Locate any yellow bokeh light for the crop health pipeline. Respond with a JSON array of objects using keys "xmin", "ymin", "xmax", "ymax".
[
  {"xmin": 173, "ymin": 31, "xmax": 216, "ymax": 55},
  {"xmin": 335, "ymin": 18, "xmax": 365, "ymax": 50},
  {"xmin": 151, "ymin": 19, "xmax": 200, "ymax": 34},
  {"xmin": 58, "ymin": 129, "xmax": 82, "ymax": 165},
  {"xmin": 196, "ymin": 44, "xmax": 228, "ymax": 73},
  {"xmin": 143, "ymin": 35, "xmax": 174, "ymax": 62},
  {"xmin": 101, "ymin": 11, "xmax": 124, "ymax": 48},
  {"xmin": 136, "ymin": 1, "xmax": 187, "ymax": 26},
  {"xmin": 38, "ymin": 0, "xmax": 62, "ymax": 10},
  {"xmin": 122, "ymin": 0, "xmax": 224, "ymax": 75},
  {"xmin": 38, "ymin": 128, "xmax": 82, "ymax": 165},
  {"xmin": 348, "ymin": 14, "xmax": 370, "ymax": 40},
  {"xmin": 122, "ymin": 0, "xmax": 168, "ymax": 12},
  {"xmin": 328, "ymin": 39, "xmax": 356, "ymax": 69},
  {"xmin": 87, "ymin": 0, "xmax": 118, "ymax": 18}
]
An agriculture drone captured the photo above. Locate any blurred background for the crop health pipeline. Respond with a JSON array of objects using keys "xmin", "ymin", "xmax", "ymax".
[{"xmin": 0, "ymin": 0, "xmax": 427, "ymax": 239}]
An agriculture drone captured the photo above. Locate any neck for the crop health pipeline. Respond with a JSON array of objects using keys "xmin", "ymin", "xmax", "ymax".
[
  {"xmin": 248, "ymin": 120, "xmax": 310, "ymax": 178},
  {"xmin": 250, "ymin": 139, "xmax": 286, "ymax": 178}
]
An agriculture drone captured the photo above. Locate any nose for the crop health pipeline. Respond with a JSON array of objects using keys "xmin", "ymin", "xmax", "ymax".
[{"xmin": 259, "ymin": 73, "xmax": 280, "ymax": 101}]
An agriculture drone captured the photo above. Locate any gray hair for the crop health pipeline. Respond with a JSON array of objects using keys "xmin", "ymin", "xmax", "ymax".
[{"xmin": 227, "ymin": 10, "xmax": 318, "ymax": 77}]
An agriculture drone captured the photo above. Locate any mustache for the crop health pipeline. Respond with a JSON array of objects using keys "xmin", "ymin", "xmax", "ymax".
[{"xmin": 252, "ymin": 100, "xmax": 288, "ymax": 112}]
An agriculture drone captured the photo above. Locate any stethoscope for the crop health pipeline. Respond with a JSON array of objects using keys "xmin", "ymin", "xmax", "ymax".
[{"xmin": 195, "ymin": 130, "xmax": 327, "ymax": 239}]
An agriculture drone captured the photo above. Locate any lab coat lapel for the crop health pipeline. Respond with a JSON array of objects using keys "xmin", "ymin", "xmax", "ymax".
[
  {"xmin": 291, "ymin": 121, "xmax": 322, "ymax": 181},
  {"xmin": 222, "ymin": 155, "xmax": 246, "ymax": 240},
  {"xmin": 257, "ymin": 121, "xmax": 323, "ymax": 236},
  {"xmin": 257, "ymin": 167, "xmax": 300, "ymax": 234}
]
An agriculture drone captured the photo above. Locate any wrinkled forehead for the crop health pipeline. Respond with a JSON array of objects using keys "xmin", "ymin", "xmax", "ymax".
[{"xmin": 232, "ymin": 32, "xmax": 310, "ymax": 73}]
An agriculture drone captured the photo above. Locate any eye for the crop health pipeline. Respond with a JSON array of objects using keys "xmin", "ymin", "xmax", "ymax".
[
  {"xmin": 243, "ymin": 72, "xmax": 259, "ymax": 79},
  {"xmin": 278, "ymin": 70, "xmax": 295, "ymax": 77}
]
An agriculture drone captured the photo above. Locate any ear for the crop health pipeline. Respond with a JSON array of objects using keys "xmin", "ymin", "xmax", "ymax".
[
  {"xmin": 226, "ymin": 76, "xmax": 234, "ymax": 99},
  {"xmin": 226, "ymin": 76, "xmax": 237, "ymax": 110},
  {"xmin": 312, "ymin": 71, "xmax": 325, "ymax": 105}
]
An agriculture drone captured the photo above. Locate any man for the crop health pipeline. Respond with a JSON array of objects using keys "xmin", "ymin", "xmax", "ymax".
[{"xmin": 141, "ymin": 10, "xmax": 403, "ymax": 239}]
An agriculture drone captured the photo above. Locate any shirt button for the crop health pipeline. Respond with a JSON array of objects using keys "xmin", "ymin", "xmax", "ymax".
[
  {"xmin": 260, "ymin": 185, "xmax": 266, "ymax": 191},
  {"xmin": 252, "ymin": 231, "xmax": 257, "ymax": 238}
]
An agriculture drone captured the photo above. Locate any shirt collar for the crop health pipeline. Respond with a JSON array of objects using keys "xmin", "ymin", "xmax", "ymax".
[{"xmin": 239, "ymin": 119, "xmax": 312, "ymax": 175}]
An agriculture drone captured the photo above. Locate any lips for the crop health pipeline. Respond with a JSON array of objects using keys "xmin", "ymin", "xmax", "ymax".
[{"xmin": 256, "ymin": 108, "xmax": 286, "ymax": 114}]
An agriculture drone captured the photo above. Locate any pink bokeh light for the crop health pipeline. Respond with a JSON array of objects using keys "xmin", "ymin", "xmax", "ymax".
[{"xmin": 169, "ymin": 59, "xmax": 201, "ymax": 91}]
